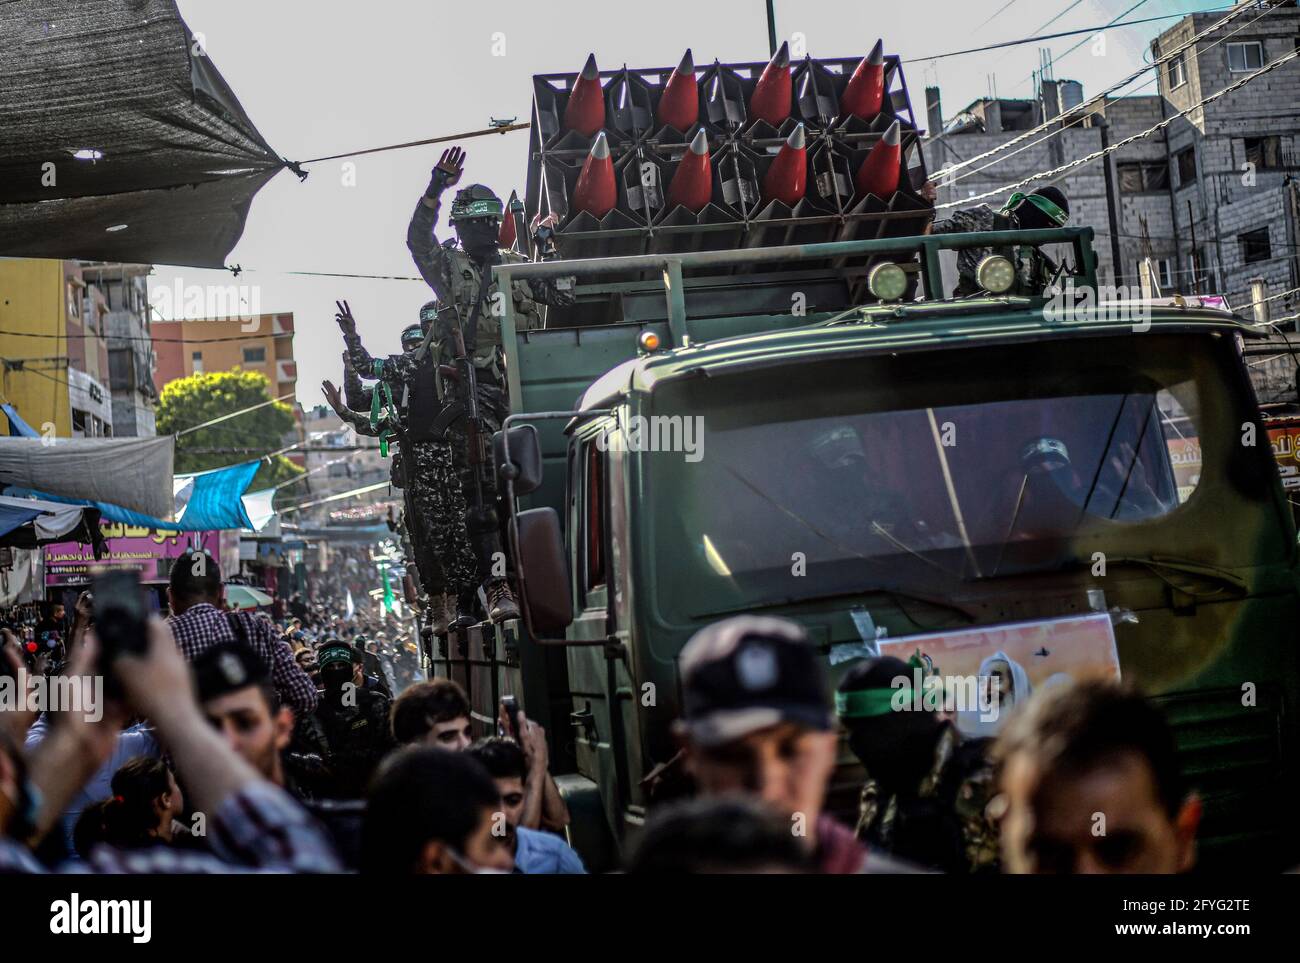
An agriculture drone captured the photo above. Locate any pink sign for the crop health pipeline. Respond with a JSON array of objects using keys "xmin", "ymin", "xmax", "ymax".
[{"xmin": 43, "ymin": 524, "xmax": 223, "ymax": 586}]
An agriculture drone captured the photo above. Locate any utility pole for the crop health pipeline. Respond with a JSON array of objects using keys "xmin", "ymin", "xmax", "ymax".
[{"xmin": 765, "ymin": 0, "xmax": 777, "ymax": 55}]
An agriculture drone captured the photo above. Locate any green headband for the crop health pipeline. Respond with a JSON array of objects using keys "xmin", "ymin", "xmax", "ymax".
[
  {"xmin": 450, "ymin": 198, "xmax": 504, "ymax": 221},
  {"xmin": 835, "ymin": 687, "xmax": 907, "ymax": 719},
  {"xmin": 1001, "ymin": 191, "xmax": 1069, "ymax": 226}
]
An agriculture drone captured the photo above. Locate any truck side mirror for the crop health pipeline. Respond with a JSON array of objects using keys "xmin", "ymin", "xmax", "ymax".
[
  {"xmin": 515, "ymin": 507, "xmax": 573, "ymax": 632},
  {"xmin": 494, "ymin": 425, "xmax": 543, "ymax": 496}
]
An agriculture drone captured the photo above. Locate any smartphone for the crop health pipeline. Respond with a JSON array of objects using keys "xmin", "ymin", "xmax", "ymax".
[
  {"xmin": 501, "ymin": 695, "xmax": 521, "ymax": 740},
  {"xmin": 93, "ymin": 570, "xmax": 149, "ymax": 672}
]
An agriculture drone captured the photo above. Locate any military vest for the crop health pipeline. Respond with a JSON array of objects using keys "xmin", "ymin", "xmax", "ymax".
[{"xmin": 440, "ymin": 243, "xmax": 544, "ymax": 367}]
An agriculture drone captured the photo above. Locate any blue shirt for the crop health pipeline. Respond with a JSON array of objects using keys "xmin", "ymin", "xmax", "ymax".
[
  {"xmin": 514, "ymin": 827, "xmax": 587, "ymax": 874},
  {"xmin": 25, "ymin": 714, "xmax": 161, "ymax": 856}
]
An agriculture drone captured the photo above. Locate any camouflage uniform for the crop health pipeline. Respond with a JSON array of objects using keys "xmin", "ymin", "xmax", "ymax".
[
  {"xmin": 931, "ymin": 204, "xmax": 1052, "ymax": 298},
  {"xmin": 341, "ymin": 335, "xmax": 477, "ymax": 601},
  {"xmin": 405, "ymin": 197, "xmax": 576, "ymax": 585},
  {"xmin": 855, "ymin": 722, "xmax": 1000, "ymax": 873}
]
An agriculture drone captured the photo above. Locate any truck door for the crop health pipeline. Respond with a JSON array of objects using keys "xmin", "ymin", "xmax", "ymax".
[{"xmin": 566, "ymin": 428, "xmax": 635, "ymax": 846}]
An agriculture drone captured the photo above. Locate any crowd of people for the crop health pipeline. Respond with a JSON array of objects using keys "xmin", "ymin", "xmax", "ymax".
[{"xmin": 0, "ymin": 543, "xmax": 1209, "ymax": 876}]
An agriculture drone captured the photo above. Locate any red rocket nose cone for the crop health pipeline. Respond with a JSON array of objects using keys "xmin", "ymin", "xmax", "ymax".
[
  {"xmin": 750, "ymin": 40, "xmax": 792, "ymax": 126},
  {"xmin": 658, "ymin": 48, "xmax": 700, "ymax": 131},
  {"xmin": 855, "ymin": 120, "xmax": 903, "ymax": 198},
  {"xmin": 499, "ymin": 211, "xmax": 517, "ymax": 249},
  {"xmin": 667, "ymin": 130, "xmax": 713, "ymax": 212},
  {"xmin": 564, "ymin": 54, "xmax": 606, "ymax": 136},
  {"xmin": 841, "ymin": 40, "xmax": 886, "ymax": 120},
  {"xmin": 572, "ymin": 131, "xmax": 617, "ymax": 217},
  {"xmin": 763, "ymin": 121, "xmax": 807, "ymax": 207}
]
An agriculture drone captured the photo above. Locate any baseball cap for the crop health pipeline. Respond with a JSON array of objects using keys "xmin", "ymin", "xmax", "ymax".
[{"xmin": 676, "ymin": 616, "xmax": 833, "ymax": 748}]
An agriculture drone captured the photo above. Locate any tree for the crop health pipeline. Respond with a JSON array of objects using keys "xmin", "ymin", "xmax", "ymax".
[{"xmin": 156, "ymin": 369, "xmax": 303, "ymax": 494}]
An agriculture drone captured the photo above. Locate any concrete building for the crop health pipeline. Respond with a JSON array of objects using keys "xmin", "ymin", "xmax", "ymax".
[
  {"xmin": 297, "ymin": 403, "xmax": 395, "ymax": 526},
  {"xmin": 923, "ymin": 0, "xmax": 1300, "ymax": 320},
  {"xmin": 0, "ymin": 257, "xmax": 141, "ymax": 437},
  {"xmin": 79, "ymin": 263, "xmax": 157, "ymax": 436},
  {"xmin": 151, "ymin": 312, "xmax": 298, "ymax": 401}
]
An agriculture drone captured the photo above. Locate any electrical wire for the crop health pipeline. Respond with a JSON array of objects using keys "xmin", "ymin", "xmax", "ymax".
[
  {"xmin": 942, "ymin": 0, "xmax": 1283, "ymax": 187},
  {"xmin": 934, "ymin": 47, "xmax": 1300, "ymax": 210},
  {"xmin": 931, "ymin": 1, "xmax": 1261, "ymax": 178}
]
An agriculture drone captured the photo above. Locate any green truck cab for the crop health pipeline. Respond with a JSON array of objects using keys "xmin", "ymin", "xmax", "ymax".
[{"xmin": 430, "ymin": 226, "xmax": 1299, "ymax": 873}]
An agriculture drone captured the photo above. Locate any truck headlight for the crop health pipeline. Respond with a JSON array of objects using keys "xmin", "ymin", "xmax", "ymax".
[
  {"xmin": 868, "ymin": 262, "xmax": 907, "ymax": 302},
  {"xmin": 976, "ymin": 255, "xmax": 1015, "ymax": 294}
]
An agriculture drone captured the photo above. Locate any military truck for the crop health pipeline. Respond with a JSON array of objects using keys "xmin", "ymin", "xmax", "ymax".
[{"xmin": 428, "ymin": 47, "xmax": 1300, "ymax": 873}]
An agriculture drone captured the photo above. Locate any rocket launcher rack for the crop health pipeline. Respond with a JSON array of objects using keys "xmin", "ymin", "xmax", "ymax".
[
  {"xmin": 523, "ymin": 48, "xmax": 933, "ymax": 269},
  {"xmin": 495, "ymin": 227, "xmax": 1100, "ymax": 404}
]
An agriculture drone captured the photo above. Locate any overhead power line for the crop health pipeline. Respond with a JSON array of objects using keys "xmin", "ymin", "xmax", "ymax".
[
  {"xmin": 942, "ymin": 0, "xmax": 1283, "ymax": 186},
  {"xmin": 932, "ymin": 1, "xmax": 1261, "ymax": 179},
  {"xmin": 935, "ymin": 46, "xmax": 1300, "ymax": 210}
]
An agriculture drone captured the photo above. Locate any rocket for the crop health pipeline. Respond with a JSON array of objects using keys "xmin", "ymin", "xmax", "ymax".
[
  {"xmin": 762, "ymin": 122, "xmax": 807, "ymax": 206},
  {"xmin": 658, "ymin": 49, "xmax": 699, "ymax": 131},
  {"xmin": 855, "ymin": 119, "xmax": 902, "ymax": 198},
  {"xmin": 571, "ymin": 131, "xmax": 616, "ymax": 217},
  {"xmin": 749, "ymin": 40, "xmax": 791, "ymax": 127},
  {"xmin": 666, "ymin": 128, "xmax": 713, "ymax": 212},
  {"xmin": 841, "ymin": 40, "xmax": 885, "ymax": 121},
  {"xmin": 564, "ymin": 53, "xmax": 606, "ymax": 136}
]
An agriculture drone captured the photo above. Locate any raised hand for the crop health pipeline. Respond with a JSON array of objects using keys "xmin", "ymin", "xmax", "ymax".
[
  {"xmin": 321, "ymin": 380, "xmax": 344, "ymax": 415},
  {"xmin": 427, "ymin": 146, "xmax": 466, "ymax": 197},
  {"xmin": 334, "ymin": 300, "xmax": 357, "ymax": 336}
]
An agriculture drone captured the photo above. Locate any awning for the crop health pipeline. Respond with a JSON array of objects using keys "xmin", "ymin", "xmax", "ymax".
[
  {"xmin": 174, "ymin": 461, "xmax": 259, "ymax": 531},
  {"xmin": 0, "ymin": 435, "xmax": 174, "ymax": 518},
  {"xmin": 2, "ymin": 403, "xmax": 40, "ymax": 439},
  {"xmin": 0, "ymin": 494, "xmax": 105, "ymax": 555},
  {"xmin": 0, "ymin": 0, "xmax": 286, "ymax": 268}
]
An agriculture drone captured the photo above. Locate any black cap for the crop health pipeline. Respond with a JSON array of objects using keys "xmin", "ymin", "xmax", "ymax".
[
  {"xmin": 193, "ymin": 642, "xmax": 271, "ymax": 703},
  {"xmin": 676, "ymin": 616, "xmax": 833, "ymax": 748},
  {"xmin": 318, "ymin": 641, "xmax": 359, "ymax": 670}
]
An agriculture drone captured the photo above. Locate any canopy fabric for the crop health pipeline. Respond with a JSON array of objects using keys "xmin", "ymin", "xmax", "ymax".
[
  {"xmin": 0, "ymin": 435, "xmax": 174, "ymax": 519},
  {"xmin": 3, "ymin": 486, "xmax": 181, "ymax": 531},
  {"xmin": 0, "ymin": 0, "xmax": 284, "ymax": 268},
  {"xmin": 2, "ymin": 403, "xmax": 40, "ymax": 439},
  {"xmin": 175, "ymin": 461, "xmax": 259, "ymax": 531},
  {"xmin": 241, "ymin": 487, "xmax": 278, "ymax": 533},
  {"xmin": 0, "ymin": 494, "xmax": 105, "ymax": 554}
]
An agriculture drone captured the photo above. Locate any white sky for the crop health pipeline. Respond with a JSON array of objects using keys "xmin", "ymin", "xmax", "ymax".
[{"xmin": 155, "ymin": 0, "xmax": 1216, "ymax": 405}]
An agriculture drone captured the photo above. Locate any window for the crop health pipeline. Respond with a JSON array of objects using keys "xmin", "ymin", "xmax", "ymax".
[
  {"xmin": 1240, "ymin": 227, "xmax": 1272, "ymax": 264},
  {"xmin": 1167, "ymin": 52, "xmax": 1187, "ymax": 89},
  {"xmin": 583, "ymin": 443, "xmax": 606, "ymax": 593},
  {"xmin": 649, "ymin": 335, "xmax": 1229, "ymax": 621},
  {"xmin": 242, "ymin": 346, "xmax": 267, "ymax": 364},
  {"xmin": 191, "ymin": 350, "xmax": 203, "ymax": 373},
  {"xmin": 1175, "ymin": 147, "xmax": 1196, "ymax": 187},
  {"xmin": 1242, "ymin": 136, "xmax": 1282, "ymax": 170},
  {"xmin": 1135, "ymin": 259, "xmax": 1174, "ymax": 290},
  {"xmin": 67, "ymin": 283, "xmax": 80, "ymax": 318},
  {"xmin": 1227, "ymin": 41, "xmax": 1264, "ymax": 73},
  {"xmin": 1117, "ymin": 161, "xmax": 1169, "ymax": 193}
]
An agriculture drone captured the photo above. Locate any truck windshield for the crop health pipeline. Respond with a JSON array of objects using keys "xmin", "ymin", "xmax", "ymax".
[{"xmin": 645, "ymin": 332, "xmax": 1278, "ymax": 620}]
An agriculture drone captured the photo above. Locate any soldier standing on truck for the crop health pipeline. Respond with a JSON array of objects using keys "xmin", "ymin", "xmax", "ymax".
[
  {"xmin": 333, "ymin": 305, "xmax": 479, "ymax": 636},
  {"xmin": 404, "ymin": 145, "xmax": 577, "ymax": 625},
  {"xmin": 922, "ymin": 182, "xmax": 1071, "ymax": 297}
]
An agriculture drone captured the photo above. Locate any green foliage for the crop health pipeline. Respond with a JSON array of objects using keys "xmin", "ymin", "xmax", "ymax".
[{"xmin": 157, "ymin": 369, "xmax": 303, "ymax": 491}]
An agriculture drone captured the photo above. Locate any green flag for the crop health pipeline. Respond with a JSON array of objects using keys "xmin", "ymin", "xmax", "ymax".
[{"xmin": 381, "ymin": 566, "xmax": 394, "ymax": 613}]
